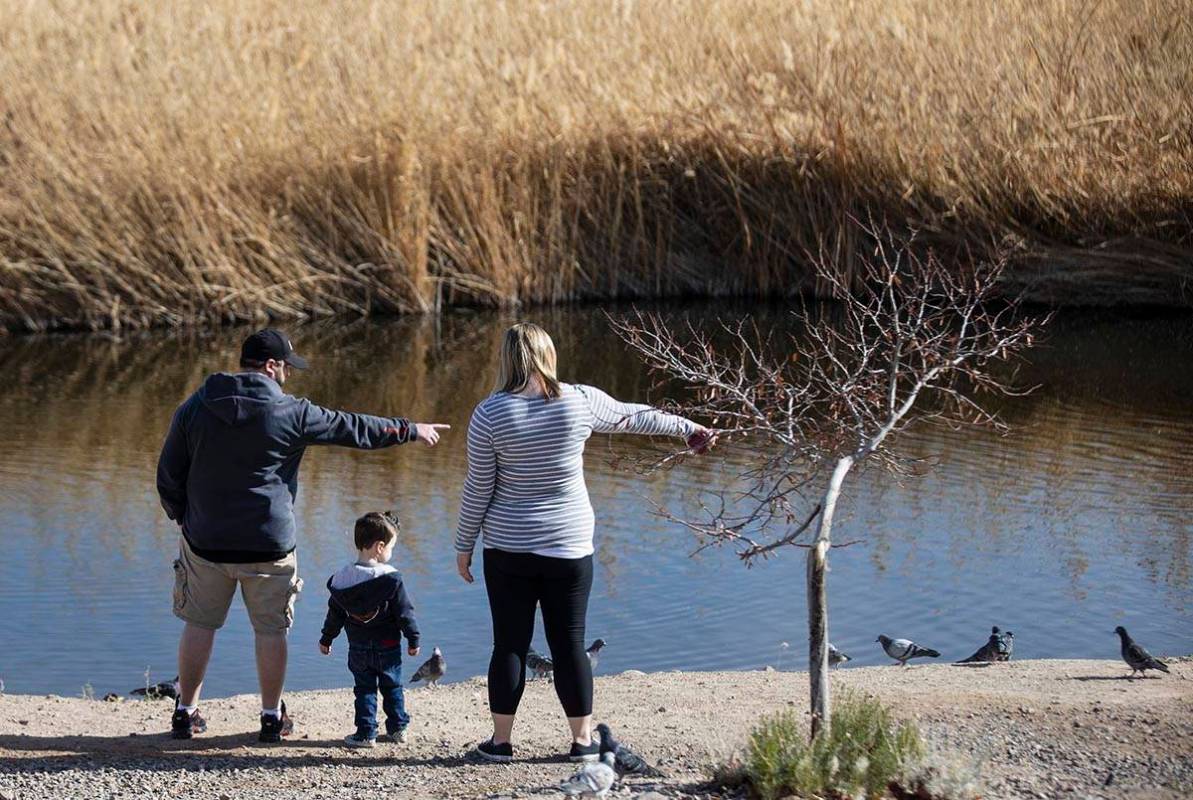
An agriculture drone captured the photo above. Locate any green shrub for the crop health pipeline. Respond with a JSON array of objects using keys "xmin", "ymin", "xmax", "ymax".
[{"xmin": 739, "ymin": 690, "xmax": 925, "ymax": 799}]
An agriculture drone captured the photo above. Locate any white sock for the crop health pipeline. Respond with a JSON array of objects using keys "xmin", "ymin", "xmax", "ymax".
[
  {"xmin": 177, "ymin": 704, "xmax": 196, "ymax": 714},
  {"xmin": 262, "ymin": 707, "xmax": 281, "ymax": 719}
]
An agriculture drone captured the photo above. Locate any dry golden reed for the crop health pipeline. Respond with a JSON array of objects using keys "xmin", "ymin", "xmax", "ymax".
[{"xmin": 0, "ymin": 0, "xmax": 1190, "ymax": 330}]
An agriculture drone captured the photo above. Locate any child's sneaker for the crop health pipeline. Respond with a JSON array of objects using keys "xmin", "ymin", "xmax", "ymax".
[
  {"xmin": 343, "ymin": 732, "xmax": 377, "ymax": 748},
  {"xmin": 378, "ymin": 729, "xmax": 408, "ymax": 744},
  {"xmin": 475, "ymin": 737, "xmax": 513, "ymax": 763},
  {"xmin": 170, "ymin": 706, "xmax": 207, "ymax": 739}
]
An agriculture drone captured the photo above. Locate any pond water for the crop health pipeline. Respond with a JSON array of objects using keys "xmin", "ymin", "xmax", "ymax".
[{"xmin": 0, "ymin": 306, "xmax": 1190, "ymax": 698}]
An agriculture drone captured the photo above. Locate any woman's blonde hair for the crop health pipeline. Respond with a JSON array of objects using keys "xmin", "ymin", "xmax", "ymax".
[{"xmin": 495, "ymin": 322, "xmax": 562, "ymax": 399}]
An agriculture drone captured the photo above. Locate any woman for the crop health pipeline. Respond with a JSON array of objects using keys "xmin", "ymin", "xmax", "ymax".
[{"xmin": 454, "ymin": 322, "xmax": 713, "ymax": 763}]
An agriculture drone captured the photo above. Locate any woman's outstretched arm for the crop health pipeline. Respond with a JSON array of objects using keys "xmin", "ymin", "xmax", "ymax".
[
  {"xmin": 454, "ymin": 403, "xmax": 497, "ymax": 559},
  {"xmin": 578, "ymin": 384, "xmax": 703, "ymax": 438}
]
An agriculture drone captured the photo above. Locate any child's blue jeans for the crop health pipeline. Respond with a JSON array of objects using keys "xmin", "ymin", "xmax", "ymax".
[{"xmin": 347, "ymin": 643, "xmax": 409, "ymax": 738}]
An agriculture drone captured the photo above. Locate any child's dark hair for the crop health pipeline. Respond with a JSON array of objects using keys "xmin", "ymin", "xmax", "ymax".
[{"xmin": 354, "ymin": 511, "xmax": 400, "ymax": 550}]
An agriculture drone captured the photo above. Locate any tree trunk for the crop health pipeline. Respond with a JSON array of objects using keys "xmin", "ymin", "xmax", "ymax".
[{"xmin": 807, "ymin": 455, "xmax": 853, "ymax": 739}]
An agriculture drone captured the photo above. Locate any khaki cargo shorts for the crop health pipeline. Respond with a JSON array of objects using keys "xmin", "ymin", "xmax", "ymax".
[{"xmin": 172, "ymin": 537, "xmax": 303, "ymax": 634}]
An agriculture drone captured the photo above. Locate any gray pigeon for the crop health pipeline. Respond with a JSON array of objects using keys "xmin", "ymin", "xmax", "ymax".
[
  {"xmin": 828, "ymin": 643, "xmax": 852, "ymax": 668},
  {"xmin": 997, "ymin": 630, "xmax": 1014, "ymax": 662},
  {"xmin": 957, "ymin": 627, "xmax": 1002, "ymax": 664},
  {"xmin": 527, "ymin": 648, "xmax": 554, "ymax": 681},
  {"xmin": 559, "ymin": 751, "xmax": 616, "ymax": 797},
  {"xmin": 410, "ymin": 646, "xmax": 446, "ymax": 687},
  {"xmin": 586, "ymin": 639, "xmax": 607, "ymax": 671},
  {"xmin": 596, "ymin": 722, "xmax": 666, "ymax": 778},
  {"xmin": 876, "ymin": 635, "xmax": 940, "ymax": 666},
  {"xmin": 1115, "ymin": 626, "xmax": 1169, "ymax": 677}
]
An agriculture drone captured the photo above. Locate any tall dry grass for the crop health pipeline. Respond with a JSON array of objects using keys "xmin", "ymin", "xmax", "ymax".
[{"xmin": 0, "ymin": 0, "xmax": 1190, "ymax": 331}]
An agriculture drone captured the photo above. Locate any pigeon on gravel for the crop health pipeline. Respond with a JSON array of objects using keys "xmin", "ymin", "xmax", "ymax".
[
  {"xmin": 559, "ymin": 751, "xmax": 617, "ymax": 797},
  {"xmin": 527, "ymin": 648, "xmax": 554, "ymax": 681},
  {"xmin": 997, "ymin": 630, "xmax": 1015, "ymax": 661},
  {"xmin": 130, "ymin": 676, "xmax": 179, "ymax": 700},
  {"xmin": 1114, "ymin": 626, "xmax": 1169, "ymax": 677},
  {"xmin": 596, "ymin": 722, "xmax": 666, "ymax": 778},
  {"xmin": 876, "ymin": 635, "xmax": 940, "ymax": 666},
  {"xmin": 828, "ymin": 643, "xmax": 852, "ymax": 668},
  {"xmin": 586, "ymin": 639, "xmax": 607, "ymax": 671},
  {"xmin": 957, "ymin": 627, "xmax": 1002, "ymax": 664},
  {"xmin": 410, "ymin": 647, "xmax": 446, "ymax": 687}
]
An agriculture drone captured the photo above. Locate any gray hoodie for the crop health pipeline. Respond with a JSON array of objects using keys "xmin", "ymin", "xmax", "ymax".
[{"xmin": 157, "ymin": 372, "xmax": 417, "ymax": 562}]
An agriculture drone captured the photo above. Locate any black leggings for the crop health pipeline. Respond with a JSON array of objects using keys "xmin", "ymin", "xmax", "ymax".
[{"xmin": 483, "ymin": 548, "xmax": 594, "ymax": 717}]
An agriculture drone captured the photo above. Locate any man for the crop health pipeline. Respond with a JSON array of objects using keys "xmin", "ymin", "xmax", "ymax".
[{"xmin": 156, "ymin": 329, "xmax": 449, "ymax": 742}]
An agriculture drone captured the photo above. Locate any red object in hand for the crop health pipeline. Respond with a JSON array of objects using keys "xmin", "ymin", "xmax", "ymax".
[{"xmin": 686, "ymin": 428, "xmax": 715, "ymax": 454}]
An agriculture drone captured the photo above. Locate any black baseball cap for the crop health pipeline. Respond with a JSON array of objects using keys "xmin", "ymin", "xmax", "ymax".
[{"xmin": 240, "ymin": 329, "xmax": 309, "ymax": 369}]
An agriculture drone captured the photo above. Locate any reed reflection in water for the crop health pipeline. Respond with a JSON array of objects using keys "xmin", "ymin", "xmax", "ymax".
[{"xmin": 0, "ymin": 306, "xmax": 1189, "ymax": 696}]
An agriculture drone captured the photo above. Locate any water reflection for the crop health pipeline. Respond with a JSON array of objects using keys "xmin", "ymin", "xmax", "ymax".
[{"xmin": 0, "ymin": 306, "xmax": 1190, "ymax": 696}]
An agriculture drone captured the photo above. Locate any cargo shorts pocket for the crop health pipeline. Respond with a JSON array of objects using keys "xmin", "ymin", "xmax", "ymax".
[
  {"xmin": 172, "ymin": 558, "xmax": 188, "ymax": 613},
  {"xmin": 284, "ymin": 576, "xmax": 304, "ymax": 627}
]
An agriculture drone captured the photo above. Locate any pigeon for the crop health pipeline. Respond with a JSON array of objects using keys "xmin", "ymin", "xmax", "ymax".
[
  {"xmin": 131, "ymin": 676, "xmax": 179, "ymax": 700},
  {"xmin": 596, "ymin": 722, "xmax": 666, "ymax": 778},
  {"xmin": 527, "ymin": 647, "xmax": 554, "ymax": 681},
  {"xmin": 876, "ymin": 635, "xmax": 940, "ymax": 666},
  {"xmin": 828, "ymin": 643, "xmax": 852, "ymax": 668},
  {"xmin": 410, "ymin": 647, "xmax": 446, "ymax": 687},
  {"xmin": 559, "ymin": 751, "xmax": 617, "ymax": 797},
  {"xmin": 997, "ymin": 630, "xmax": 1014, "ymax": 662},
  {"xmin": 586, "ymin": 639, "xmax": 607, "ymax": 671},
  {"xmin": 957, "ymin": 627, "xmax": 1002, "ymax": 664},
  {"xmin": 1115, "ymin": 626, "xmax": 1169, "ymax": 677}
]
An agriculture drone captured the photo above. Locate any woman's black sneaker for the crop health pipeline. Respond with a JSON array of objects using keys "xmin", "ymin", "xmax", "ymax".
[
  {"xmin": 475, "ymin": 738, "xmax": 514, "ymax": 763},
  {"xmin": 568, "ymin": 739, "xmax": 600, "ymax": 762},
  {"xmin": 258, "ymin": 700, "xmax": 294, "ymax": 743},
  {"xmin": 170, "ymin": 706, "xmax": 207, "ymax": 739}
]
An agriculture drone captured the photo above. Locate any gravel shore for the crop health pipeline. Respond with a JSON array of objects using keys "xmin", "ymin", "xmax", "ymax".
[{"xmin": 1, "ymin": 659, "xmax": 1189, "ymax": 799}]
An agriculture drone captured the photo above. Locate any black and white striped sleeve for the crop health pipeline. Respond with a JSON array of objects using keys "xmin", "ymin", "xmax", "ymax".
[
  {"xmin": 577, "ymin": 384, "xmax": 698, "ymax": 438},
  {"xmin": 454, "ymin": 402, "xmax": 497, "ymax": 553}
]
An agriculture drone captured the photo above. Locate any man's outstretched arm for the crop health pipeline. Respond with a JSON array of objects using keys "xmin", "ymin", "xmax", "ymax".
[{"xmin": 298, "ymin": 401, "xmax": 449, "ymax": 448}]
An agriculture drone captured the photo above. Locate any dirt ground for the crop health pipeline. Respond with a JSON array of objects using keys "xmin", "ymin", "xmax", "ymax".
[{"xmin": 1, "ymin": 659, "xmax": 1190, "ymax": 799}]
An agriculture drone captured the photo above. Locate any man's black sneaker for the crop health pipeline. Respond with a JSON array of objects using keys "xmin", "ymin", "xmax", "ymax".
[
  {"xmin": 475, "ymin": 738, "xmax": 514, "ymax": 763},
  {"xmin": 568, "ymin": 739, "xmax": 600, "ymax": 763},
  {"xmin": 171, "ymin": 706, "xmax": 207, "ymax": 739},
  {"xmin": 258, "ymin": 701, "xmax": 294, "ymax": 743}
]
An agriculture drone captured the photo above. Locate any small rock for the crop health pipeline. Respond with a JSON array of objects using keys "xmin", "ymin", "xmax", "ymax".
[{"xmin": 656, "ymin": 706, "xmax": 666, "ymax": 713}]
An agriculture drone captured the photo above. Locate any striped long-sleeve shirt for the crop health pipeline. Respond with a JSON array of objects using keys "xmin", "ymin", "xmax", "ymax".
[{"xmin": 454, "ymin": 383, "xmax": 700, "ymax": 559}]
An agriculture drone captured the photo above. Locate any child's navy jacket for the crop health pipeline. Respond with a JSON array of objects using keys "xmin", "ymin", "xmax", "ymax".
[{"xmin": 320, "ymin": 568, "xmax": 420, "ymax": 650}]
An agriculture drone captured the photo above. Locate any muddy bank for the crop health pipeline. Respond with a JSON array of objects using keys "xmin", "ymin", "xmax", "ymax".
[{"xmin": 1, "ymin": 659, "xmax": 1189, "ymax": 799}]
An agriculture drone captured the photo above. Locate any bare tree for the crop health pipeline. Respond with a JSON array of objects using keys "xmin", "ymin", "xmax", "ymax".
[{"xmin": 611, "ymin": 226, "xmax": 1047, "ymax": 738}]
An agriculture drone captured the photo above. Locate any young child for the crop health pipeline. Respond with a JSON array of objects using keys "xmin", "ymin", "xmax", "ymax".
[{"xmin": 319, "ymin": 511, "xmax": 421, "ymax": 748}]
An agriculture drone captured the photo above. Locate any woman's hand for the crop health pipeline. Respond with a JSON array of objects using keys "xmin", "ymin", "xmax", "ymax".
[
  {"xmin": 457, "ymin": 551, "xmax": 475, "ymax": 583},
  {"xmin": 318, "ymin": 643, "xmax": 331, "ymax": 655},
  {"xmin": 414, "ymin": 423, "xmax": 452, "ymax": 446},
  {"xmin": 408, "ymin": 646, "xmax": 421, "ymax": 657},
  {"xmin": 686, "ymin": 426, "xmax": 717, "ymax": 454}
]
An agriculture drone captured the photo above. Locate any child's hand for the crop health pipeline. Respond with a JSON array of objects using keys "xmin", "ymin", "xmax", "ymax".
[
  {"xmin": 319, "ymin": 643, "xmax": 331, "ymax": 655},
  {"xmin": 408, "ymin": 646, "xmax": 421, "ymax": 657}
]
